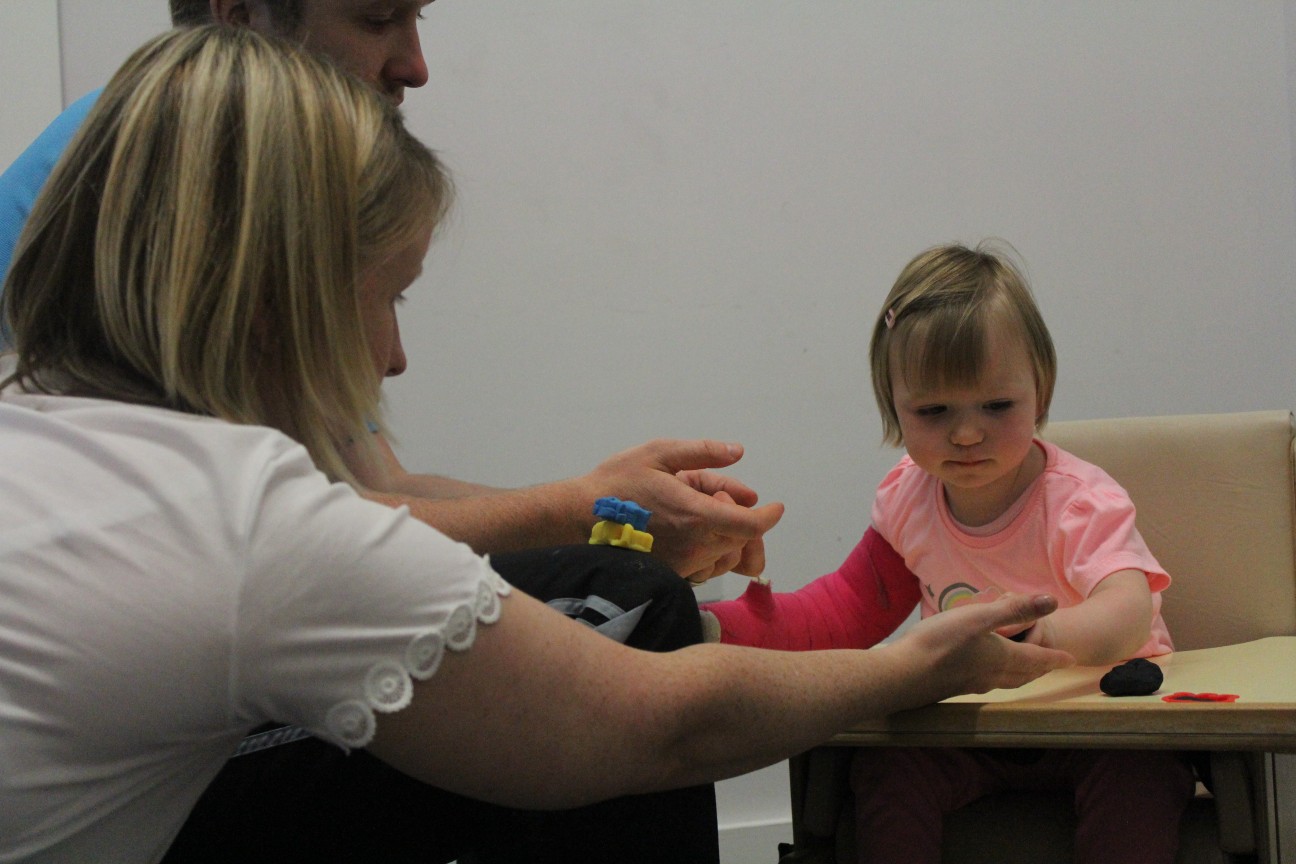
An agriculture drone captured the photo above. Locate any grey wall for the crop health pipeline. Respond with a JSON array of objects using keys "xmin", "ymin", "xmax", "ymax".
[{"xmin": 25, "ymin": 0, "xmax": 1296, "ymax": 844}]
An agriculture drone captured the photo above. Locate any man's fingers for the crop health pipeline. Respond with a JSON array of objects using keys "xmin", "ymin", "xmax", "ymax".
[
  {"xmin": 649, "ymin": 439, "xmax": 745, "ymax": 473},
  {"xmin": 746, "ymin": 501, "xmax": 785, "ymax": 533},
  {"xmin": 700, "ymin": 499, "xmax": 785, "ymax": 541},
  {"xmin": 730, "ymin": 536, "xmax": 768, "ymax": 578},
  {"xmin": 681, "ymin": 470, "xmax": 761, "ymax": 507}
]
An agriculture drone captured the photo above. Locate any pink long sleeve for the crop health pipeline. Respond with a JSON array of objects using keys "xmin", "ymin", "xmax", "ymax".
[{"xmin": 701, "ymin": 526, "xmax": 921, "ymax": 650}]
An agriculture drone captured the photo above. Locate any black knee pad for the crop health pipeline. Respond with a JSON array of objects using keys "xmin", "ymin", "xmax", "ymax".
[{"xmin": 491, "ymin": 545, "xmax": 702, "ymax": 651}]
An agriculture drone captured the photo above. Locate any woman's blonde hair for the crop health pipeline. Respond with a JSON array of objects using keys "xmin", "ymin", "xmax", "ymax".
[
  {"xmin": 2, "ymin": 25, "xmax": 451, "ymax": 483},
  {"xmin": 869, "ymin": 242, "xmax": 1057, "ymax": 446}
]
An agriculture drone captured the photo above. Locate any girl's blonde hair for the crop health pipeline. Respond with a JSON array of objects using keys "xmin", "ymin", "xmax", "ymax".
[
  {"xmin": 2, "ymin": 25, "xmax": 451, "ymax": 483},
  {"xmin": 869, "ymin": 242, "xmax": 1057, "ymax": 446}
]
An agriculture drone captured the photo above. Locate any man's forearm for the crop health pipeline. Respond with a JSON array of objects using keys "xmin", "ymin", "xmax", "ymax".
[
  {"xmin": 382, "ymin": 470, "xmax": 509, "ymax": 501},
  {"xmin": 353, "ymin": 434, "xmax": 781, "ymax": 579},
  {"xmin": 363, "ymin": 479, "xmax": 591, "ymax": 554},
  {"xmin": 353, "ymin": 434, "xmax": 593, "ymax": 551}
]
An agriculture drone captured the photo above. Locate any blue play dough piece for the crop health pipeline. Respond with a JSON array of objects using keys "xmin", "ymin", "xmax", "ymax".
[{"xmin": 591, "ymin": 496, "xmax": 652, "ymax": 531}]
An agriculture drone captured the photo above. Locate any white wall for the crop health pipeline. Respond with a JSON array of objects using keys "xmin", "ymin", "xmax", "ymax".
[
  {"xmin": 0, "ymin": 0, "xmax": 61, "ymax": 168},
  {"xmin": 57, "ymin": 0, "xmax": 170, "ymax": 102},
  {"xmin": 25, "ymin": 1, "xmax": 1296, "ymax": 855}
]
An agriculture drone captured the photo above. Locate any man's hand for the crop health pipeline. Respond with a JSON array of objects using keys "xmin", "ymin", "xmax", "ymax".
[
  {"xmin": 348, "ymin": 433, "xmax": 782, "ymax": 578},
  {"xmin": 585, "ymin": 439, "xmax": 784, "ymax": 583}
]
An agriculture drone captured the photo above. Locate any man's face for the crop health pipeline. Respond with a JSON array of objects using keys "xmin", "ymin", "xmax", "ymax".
[{"xmin": 269, "ymin": 1, "xmax": 433, "ymax": 103}]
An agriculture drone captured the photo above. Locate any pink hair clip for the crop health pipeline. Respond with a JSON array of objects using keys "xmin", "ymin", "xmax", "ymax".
[{"xmin": 884, "ymin": 308, "xmax": 896, "ymax": 329}]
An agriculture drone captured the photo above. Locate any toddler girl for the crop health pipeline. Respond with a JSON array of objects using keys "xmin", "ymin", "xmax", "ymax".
[{"xmin": 702, "ymin": 242, "xmax": 1195, "ymax": 864}]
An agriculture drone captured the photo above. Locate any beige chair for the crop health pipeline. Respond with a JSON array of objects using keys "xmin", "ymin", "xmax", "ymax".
[{"xmin": 778, "ymin": 410, "xmax": 1296, "ymax": 864}]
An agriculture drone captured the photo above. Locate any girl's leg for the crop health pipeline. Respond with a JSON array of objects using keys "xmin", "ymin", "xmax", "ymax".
[
  {"xmin": 850, "ymin": 747, "xmax": 1004, "ymax": 864},
  {"xmin": 1064, "ymin": 749, "xmax": 1196, "ymax": 864}
]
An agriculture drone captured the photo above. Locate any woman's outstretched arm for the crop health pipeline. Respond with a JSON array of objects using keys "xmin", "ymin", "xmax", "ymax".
[{"xmin": 367, "ymin": 589, "xmax": 1071, "ymax": 809}]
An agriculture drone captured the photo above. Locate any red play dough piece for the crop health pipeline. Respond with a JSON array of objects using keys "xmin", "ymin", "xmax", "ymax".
[{"xmin": 1161, "ymin": 692, "xmax": 1239, "ymax": 703}]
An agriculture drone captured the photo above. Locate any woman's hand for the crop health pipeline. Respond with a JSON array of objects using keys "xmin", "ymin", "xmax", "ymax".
[{"xmin": 888, "ymin": 593, "xmax": 1076, "ymax": 703}]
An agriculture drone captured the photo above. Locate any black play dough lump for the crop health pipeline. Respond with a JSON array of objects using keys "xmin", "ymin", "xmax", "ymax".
[{"xmin": 1099, "ymin": 657, "xmax": 1164, "ymax": 696}]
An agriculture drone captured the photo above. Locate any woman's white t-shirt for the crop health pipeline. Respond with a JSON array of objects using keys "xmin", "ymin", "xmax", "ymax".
[{"xmin": 0, "ymin": 389, "xmax": 509, "ymax": 863}]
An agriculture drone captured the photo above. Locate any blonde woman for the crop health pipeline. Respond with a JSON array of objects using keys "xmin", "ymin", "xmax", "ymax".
[
  {"xmin": 5, "ymin": 5, "xmax": 779, "ymax": 859},
  {"xmin": 0, "ymin": 27, "xmax": 1071, "ymax": 863},
  {"xmin": 2, "ymin": 4, "xmax": 780, "ymax": 860}
]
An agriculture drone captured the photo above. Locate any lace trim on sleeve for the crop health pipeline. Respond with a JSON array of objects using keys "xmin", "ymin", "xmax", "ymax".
[{"xmin": 325, "ymin": 564, "xmax": 512, "ymax": 749}]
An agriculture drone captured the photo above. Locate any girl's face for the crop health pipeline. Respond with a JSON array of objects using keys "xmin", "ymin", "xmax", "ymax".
[
  {"xmin": 889, "ymin": 327, "xmax": 1043, "ymax": 526},
  {"xmin": 358, "ymin": 223, "xmax": 432, "ymax": 381}
]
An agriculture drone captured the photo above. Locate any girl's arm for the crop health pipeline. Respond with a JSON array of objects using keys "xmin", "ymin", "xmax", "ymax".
[
  {"xmin": 1015, "ymin": 569, "xmax": 1153, "ymax": 665},
  {"xmin": 367, "ymin": 589, "xmax": 1071, "ymax": 809},
  {"xmin": 700, "ymin": 526, "xmax": 921, "ymax": 650}
]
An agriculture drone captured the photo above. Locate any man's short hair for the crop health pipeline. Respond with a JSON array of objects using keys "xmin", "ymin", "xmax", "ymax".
[{"xmin": 169, "ymin": 1, "xmax": 304, "ymax": 31}]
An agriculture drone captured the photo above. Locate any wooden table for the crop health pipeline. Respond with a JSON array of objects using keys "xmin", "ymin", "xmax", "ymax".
[{"xmin": 830, "ymin": 637, "xmax": 1296, "ymax": 862}]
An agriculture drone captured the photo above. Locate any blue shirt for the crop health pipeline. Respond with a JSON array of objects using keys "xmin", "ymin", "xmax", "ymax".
[{"xmin": 0, "ymin": 89, "xmax": 101, "ymax": 345}]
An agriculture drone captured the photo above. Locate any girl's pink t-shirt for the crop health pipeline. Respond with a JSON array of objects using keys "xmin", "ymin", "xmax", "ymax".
[{"xmin": 872, "ymin": 439, "xmax": 1173, "ymax": 657}]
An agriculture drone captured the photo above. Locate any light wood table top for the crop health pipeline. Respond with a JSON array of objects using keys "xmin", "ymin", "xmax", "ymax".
[{"xmin": 831, "ymin": 636, "xmax": 1296, "ymax": 752}]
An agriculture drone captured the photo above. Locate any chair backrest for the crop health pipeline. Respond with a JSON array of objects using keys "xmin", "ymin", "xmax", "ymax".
[{"xmin": 1043, "ymin": 411, "xmax": 1296, "ymax": 651}]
